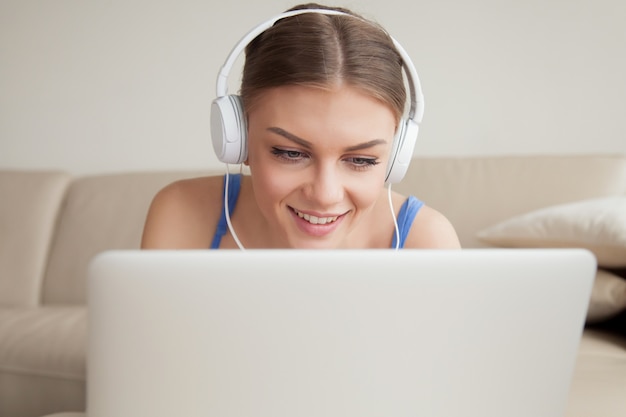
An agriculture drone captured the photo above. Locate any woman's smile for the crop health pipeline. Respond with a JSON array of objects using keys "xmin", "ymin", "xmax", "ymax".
[
  {"xmin": 289, "ymin": 206, "xmax": 347, "ymax": 237},
  {"xmin": 291, "ymin": 207, "xmax": 340, "ymax": 225}
]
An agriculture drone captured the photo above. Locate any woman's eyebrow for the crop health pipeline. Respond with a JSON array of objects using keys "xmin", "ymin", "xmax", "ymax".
[
  {"xmin": 267, "ymin": 127, "xmax": 387, "ymax": 152},
  {"xmin": 344, "ymin": 139, "xmax": 387, "ymax": 152},
  {"xmin": 267, "ymin": 127, "xmax": 312, "ymax": 149}
]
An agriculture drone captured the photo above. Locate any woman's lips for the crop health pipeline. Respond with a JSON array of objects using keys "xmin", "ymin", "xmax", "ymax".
[
  {"xmin": 289, "ymin": 207, "xmax": 346, "ymax": 237},
  {"xmin": 292, "ymin": 208, "xmax": 339, "ymax": 225}
]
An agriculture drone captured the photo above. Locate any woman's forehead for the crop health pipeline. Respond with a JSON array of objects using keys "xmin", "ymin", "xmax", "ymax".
[
  {"xmin": 246, "ymin": 85, "xmax": 397, "ymax": 150},
  {"xmin": 249, "ymin": 84, "xmax": 396, "ymax": 120}
]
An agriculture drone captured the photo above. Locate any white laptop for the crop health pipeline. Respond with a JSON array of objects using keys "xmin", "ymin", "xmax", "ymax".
[{"xmin": 86, "ymin": 249, "xmax": 595, "ymax": 417}]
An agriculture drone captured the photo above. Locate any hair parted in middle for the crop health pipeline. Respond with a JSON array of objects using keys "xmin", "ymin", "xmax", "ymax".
[{"xmin": 240, "ymin": 3, "xmax": 407, "ymax": 123}]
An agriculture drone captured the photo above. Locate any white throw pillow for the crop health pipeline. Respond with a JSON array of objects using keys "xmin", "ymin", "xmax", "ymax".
[
  {"xmin": 587, "ymin": 269, "xmax": 626, "ymax": 323},
  {"xmin": 477, "ymin": 197, "xmax": 626, "ymax": 267}
]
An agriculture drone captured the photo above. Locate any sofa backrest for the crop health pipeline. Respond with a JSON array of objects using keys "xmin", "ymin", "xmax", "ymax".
[
  {"xmin": 34, "ymin": 154, "xmax": 626, "ymax": 305},
  {"xmin": 0, "ymin": 170, "xmax": 70, "ymax": 307},
  {"xmin": 394, "ymin": 155, "xmax": 626, "ymax": 248},
  {"xmin": 41, "ymin": 171, "xmax": 207, "ymax": 305}
]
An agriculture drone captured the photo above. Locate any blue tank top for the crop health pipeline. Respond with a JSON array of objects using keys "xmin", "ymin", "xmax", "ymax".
[{"xmin": 210, "ymin": 174, "xmax": 424, "ymax": 249}]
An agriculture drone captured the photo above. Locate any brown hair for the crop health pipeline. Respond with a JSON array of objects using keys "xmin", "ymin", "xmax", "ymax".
[{"xmin": 240, "ymin": 3, "xmax": 406, "ymax": 122}]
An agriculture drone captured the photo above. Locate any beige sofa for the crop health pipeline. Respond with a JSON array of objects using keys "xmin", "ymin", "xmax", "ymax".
[{"xmin": 1, "ymin": 155, "xmax": 625, "ymax": 417}]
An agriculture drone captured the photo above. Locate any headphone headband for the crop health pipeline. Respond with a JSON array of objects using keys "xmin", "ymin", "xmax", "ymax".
[
  {"xmin": 211, "ymin": 8, "xmax": 424, "ymax": 184},
  {"xmin": 215, "ymin": 8, "xmax": 424, "ymax": 123}
]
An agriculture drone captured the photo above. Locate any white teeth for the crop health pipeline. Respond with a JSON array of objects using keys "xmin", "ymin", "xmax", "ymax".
[{"xmin": 295, "ymin": 210, "xmax": 338, "ymax": 225}]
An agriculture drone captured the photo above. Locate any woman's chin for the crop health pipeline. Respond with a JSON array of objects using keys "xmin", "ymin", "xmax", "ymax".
[{"xmin": 287, "ymin": 237, "xmax": 341, "ymax": 250}]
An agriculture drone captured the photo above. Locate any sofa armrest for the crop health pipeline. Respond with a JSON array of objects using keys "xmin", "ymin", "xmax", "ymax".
[{"xmin": 0, "ymin": 171, "xmax": 70, "ymax": 307}]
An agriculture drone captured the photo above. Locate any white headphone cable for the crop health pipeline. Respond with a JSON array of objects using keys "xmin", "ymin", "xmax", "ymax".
[
  {"xmin": 224, "ymin": 166, "xmax": 246, "ymax": 250},
  {"xmin": 387, "ymin": 183, "xmax": 400, "ymax": 250}
]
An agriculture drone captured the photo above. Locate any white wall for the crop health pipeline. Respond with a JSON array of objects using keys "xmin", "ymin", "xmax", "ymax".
[{"xmin": 1, "ymin": 0, "xmax": 625, "ymax": 174}]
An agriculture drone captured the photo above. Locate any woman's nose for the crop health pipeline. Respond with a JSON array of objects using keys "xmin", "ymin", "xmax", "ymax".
[{"xmin": 304, "ymin": 164, "xmax": 344, "ymax": 207}]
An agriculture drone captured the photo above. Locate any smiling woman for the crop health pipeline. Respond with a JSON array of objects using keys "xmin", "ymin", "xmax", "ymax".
[{"xmin": 140, "ymin": 3, "xmax": 460, "ymax": 250}]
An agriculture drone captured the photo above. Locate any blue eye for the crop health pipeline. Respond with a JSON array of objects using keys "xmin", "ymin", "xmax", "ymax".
[
  {"xmin": 349, "ymin": 157, "xmax": 380, "ymax": 167},
  {"xmin": 271, "ymin": 147, "xmax": 307, "ymax": 162},
  {"xmin": 343, "ymin": 157, "xmax": 381, "ymax": 172}
]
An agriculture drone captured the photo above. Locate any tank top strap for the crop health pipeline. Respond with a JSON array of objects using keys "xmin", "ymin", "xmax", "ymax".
[
  {"xmin": 210, "ymin": 173, "xmax": 242, "ymax": 249},
  {"xmin": 391, "ymin": 195, "xmax": 424, "ymax": 249}
]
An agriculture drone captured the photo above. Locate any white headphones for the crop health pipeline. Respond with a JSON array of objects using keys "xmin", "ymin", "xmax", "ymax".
[{"xmin": 210, "ymin": 8, "xmax": 424, "ymax": 184}]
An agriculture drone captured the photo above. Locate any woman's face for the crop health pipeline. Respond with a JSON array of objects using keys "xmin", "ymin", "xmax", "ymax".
[{"xmin": 246, "ymin": 84, "xmax": 397, "ymax": 248}]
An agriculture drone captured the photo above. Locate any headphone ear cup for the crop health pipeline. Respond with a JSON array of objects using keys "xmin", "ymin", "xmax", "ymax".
[
  {"xmin": 385, "ymin": 118, "xmax": 419, "ymax": 184},
  {"xmin": 210, "ymin": 95, "xmax": 248, "ymax": 164}
]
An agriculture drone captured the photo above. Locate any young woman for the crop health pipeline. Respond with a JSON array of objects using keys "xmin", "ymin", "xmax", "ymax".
[{"xmin": 141, "ymin": 3, "xmax": 460, "ymax": 250}]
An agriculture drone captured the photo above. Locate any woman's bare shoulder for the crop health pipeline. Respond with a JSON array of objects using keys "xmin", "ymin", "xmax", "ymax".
[
  {"xmin": 141, "ymin": 175, "xmax": 225, "ymax": 249},
  {"xmin": 152, "ymin": 176, "xmax": 223, "ymax": 207},
  {"xmin": 404, "ymin": 203, "xmax": 461, "ymax": 249}
]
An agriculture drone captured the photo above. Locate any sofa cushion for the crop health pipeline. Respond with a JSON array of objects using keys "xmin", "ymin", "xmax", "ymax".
[
  {"xmin": 566, "ymin": 330, "xmax": 626, "ymax": 417},
  {"xmin": 42, "ymin": 171, "xmax": 206, "ymax": 305},
  {"xmin": 0, "ymin": 307, "xmax": 86, "ymax": 380},
  {"xmin": 0, "ymin": 373, "xmax": 85, "ymax": 417},
  {"xmin": 476, "ymin": 197, "xmax": 626, "ymax": 267},
  {"xmin": 587, "ymin": 270, "xmax": 626, "ymax": 323},
  {"xmin": 395, "ymin": 155, "xmax": 626, "ymax": 248},
  {"xmin": 0, "ymin": 171, "xmax": 70, "ymax": 307},
  {"xmin": 0, "ymin": 306, "xmax": 86, "ymax": 416}
]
